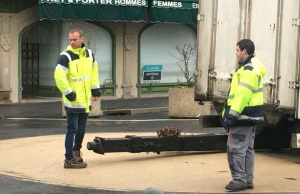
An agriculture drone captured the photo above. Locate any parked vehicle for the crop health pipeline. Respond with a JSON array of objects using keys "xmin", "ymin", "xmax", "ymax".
[
  {"xmin": 87, "ymin": 0, "xmax": 300, "ymax": 154},
  {"xmin": 194, "ymin": 0, "xmax": 300, "ymax": 149}
]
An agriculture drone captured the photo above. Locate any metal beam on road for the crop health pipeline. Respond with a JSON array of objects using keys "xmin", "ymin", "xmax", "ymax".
[{"xmin": 87, "ymin": 134, "xmax": 228, "ymax": 154}]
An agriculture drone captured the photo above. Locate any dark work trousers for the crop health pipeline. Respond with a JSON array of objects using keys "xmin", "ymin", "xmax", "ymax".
[
  {"xmin": 65, "ymin": 112, "xmax": 89, "ymax": 160},
  {"xmin": 227, "ymin": 125, "xmax": 256, "ymax": 184}
]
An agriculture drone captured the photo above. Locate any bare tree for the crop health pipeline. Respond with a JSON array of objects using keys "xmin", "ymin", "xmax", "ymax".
[
  {"xmin": 170, "ymin": 44, "xmax": 196, "ymax": 87},
  {"xmin": 86, "ymin": 36, "xmax": 97, "ymax": 56}
]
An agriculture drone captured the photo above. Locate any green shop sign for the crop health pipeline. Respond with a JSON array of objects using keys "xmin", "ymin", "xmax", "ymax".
[{"xmin": 39, "ymin": 0, "xmax": 148, "ymax": 21}]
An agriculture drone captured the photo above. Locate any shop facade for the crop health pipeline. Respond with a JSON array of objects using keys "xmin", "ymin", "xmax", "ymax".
[{"xmin": 0, "ymin": 0, "xmax": 198, "ymax": 102}]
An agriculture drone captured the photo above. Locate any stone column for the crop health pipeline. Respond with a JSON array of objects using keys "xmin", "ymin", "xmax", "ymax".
[
  {"xmin": 0, "ymin": 15, "xmax": 12, "ymax": 101},
  {"xmin": 100, "ymin": 22, "xmax": 147, "ymax": 98},
  {"xmin": 121, "ymin": 22, "xmax": 146, "ymax": 98},
  {"xmin": 120, "ymin": 22, "xmax": 134, "ymax": 98},
  {"xmin": 107, "ymin": 22, "xmax": 123, "ymax": 98}
]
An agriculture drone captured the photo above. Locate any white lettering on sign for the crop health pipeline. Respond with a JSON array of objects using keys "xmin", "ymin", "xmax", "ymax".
[
  {"xmin": 155, "ymin": 1, "xmax": 182, "ymax": 8},
  {"xmin": 115, "ymin": 0, "xmax": 145, "ymax": 6},
  {"xmin": 94, "ymin": 0, "xmax": 113, "ymax": 4},
  {"xmin": 143, "ymin": 81, "xmax": 161, "ymax": 83},
  {"xmin": 146, "ymin": 72, "xmax": 159, "ymax": 76},
  {"xmin": 41, "ymin": 0, "xmax": 147, "ymax": 5},
  {"xmin": 42, "ymin": 0, "xmax": 65, "ymax": 2},
  {"xmin": 192, "ymin": 3, "xmax": 198, "ymax": 8},
  {"xmin": 146, "ymin": 67, "xmax": 159, "ymax": 70},
  {"xmin": 75, "ymin": 0, "xmax": 101, "ymax": 3}
]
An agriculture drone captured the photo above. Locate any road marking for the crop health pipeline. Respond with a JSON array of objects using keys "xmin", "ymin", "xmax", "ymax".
[{"xmin": 4, "ymin": 117, "xmax": 198, "ymax": 122}]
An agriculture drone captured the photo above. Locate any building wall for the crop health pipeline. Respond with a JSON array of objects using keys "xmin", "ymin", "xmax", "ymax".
[
  {"xmin": 0, "ymin": 5, "xmax": 196, "ymax": 103},
  {"xmin": 102, "ymin": 22, "xmax": 147, "ymax": 98},
  {"xmin": 0, "ymin": 6, "xmax": 39, "ymax": 102}
]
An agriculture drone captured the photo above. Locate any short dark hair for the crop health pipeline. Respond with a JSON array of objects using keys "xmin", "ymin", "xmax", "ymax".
[
  {"xmin": 69, "ymin": 28, "xmax": 83, "ymax": 37},
  {"xmin": 236, "ymin": 39, "xmax": 255, "ymax": 55}
]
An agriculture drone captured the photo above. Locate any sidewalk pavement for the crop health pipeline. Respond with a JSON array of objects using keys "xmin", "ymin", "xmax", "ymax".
[{"xmin": 1, "ymin": 132, "xmax": 300, "ymax": 193}]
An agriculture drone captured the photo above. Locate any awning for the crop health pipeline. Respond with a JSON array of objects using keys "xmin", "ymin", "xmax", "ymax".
[
  {"xmin": 38, "ymin": 0, "xmax": 148, "ymax": 22},
  {"xmin": 150, "ymin": 0, "xmax": 198, "ymax": 24}
]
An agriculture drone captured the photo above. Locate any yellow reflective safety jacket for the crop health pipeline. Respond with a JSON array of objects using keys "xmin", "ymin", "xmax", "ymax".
[
  {"xmin": 222, "ymin": 55, "xmax": 266, "ymax": 126},
  {"xmin": 54, "ymin": 43, "xmax": 100, "ymax": 113}
]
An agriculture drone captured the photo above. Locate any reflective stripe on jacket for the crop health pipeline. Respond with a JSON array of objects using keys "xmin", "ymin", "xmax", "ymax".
[
  {"xmin": 54, "ymin": 44, "xmax": 100, "ymax": 113},
  {"xmin": 222, "ymin": 55, "xmax": 267, "ymax": 125}
]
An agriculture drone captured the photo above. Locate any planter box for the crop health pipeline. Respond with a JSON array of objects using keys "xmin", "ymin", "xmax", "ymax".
[
  {"xmin": 168, "ymin": 87, "xmax": 210, "ymax": 118},
  {"xmin": 62, "ymin": 98, "xmax": 103, "ymax": 117}
]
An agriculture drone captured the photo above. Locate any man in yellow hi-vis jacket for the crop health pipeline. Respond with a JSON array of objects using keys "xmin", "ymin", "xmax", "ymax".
[
  {"xmin": 54, "ymin": 29, "xmax": 100, "ymax": 169},
  {"xmin": 221, "ymin": 39, "xmax": 266, "ymax": 191}
]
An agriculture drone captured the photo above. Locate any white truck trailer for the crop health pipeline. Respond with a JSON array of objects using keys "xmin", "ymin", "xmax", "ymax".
[
  {"xmin": 195, "ymin": 0, "xmax": 300, "ymax": 149},
  {"xmin": 87, "ymin": 0, "xmax": 300, "ymax": 155}
]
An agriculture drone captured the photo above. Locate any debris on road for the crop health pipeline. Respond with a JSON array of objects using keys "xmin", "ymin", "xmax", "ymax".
[{"xmin": 157, "ymin": 126, "xmax": 181, "ymax": 137}]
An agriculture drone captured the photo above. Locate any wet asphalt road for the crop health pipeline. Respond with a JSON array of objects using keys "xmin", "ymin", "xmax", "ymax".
[
  {"xmin": 0, "ymin": 173, "xmax": 193, "ymax": 194},
  {"xmin": 0, "ymin": 174, "xmax": 138, "ymax": 194},
  {"xmin": 0, "ymin": 111, "xmax": 214, "ymax": 140},
  {"xmin": 0, "ymin": 97, "xmax": 169, "ymax": 119}
]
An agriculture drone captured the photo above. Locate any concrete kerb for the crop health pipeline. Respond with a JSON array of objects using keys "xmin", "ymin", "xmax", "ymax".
[
  {"xmin": 102, "ymin": 107, "xmax": 168, "ymax": 115},
  {"xmin": 17, "ymin": 97, "xmax": 169, "ymax": 116}
]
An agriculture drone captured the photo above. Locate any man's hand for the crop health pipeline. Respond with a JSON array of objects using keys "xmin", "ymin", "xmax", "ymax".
[
  {"xmin": 65, "ymin": 92, "xmax": 76, "ymax": 101},
  {"xmin": 221, "ymin": 117, "xmax": 234, "ymax": 129},
  {"xmin": 92, "ymin": 96, "xmax": 99, "ymax": 102}
]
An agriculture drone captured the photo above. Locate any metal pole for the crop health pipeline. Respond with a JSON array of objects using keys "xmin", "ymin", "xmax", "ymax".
[
  {"xmin": 294, "ymin": 0, "xmax": 300, "ymax": 119},
  {"xmin": 273, "ymin": 0, "xmax": 283, "ymax": 107}
]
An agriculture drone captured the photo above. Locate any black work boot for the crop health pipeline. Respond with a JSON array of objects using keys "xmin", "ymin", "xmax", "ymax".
[
  {"xmin": 225, "ymin": 181, "xmax": 247, "ymax": 192},
  {"xmin": 247, "ymin": 181, "xmax": 254, "ymax": 189},
  {"xmin": 73, "ymin": 150, "xmax": 83, "ymax": 162}
]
